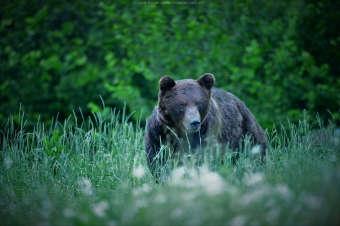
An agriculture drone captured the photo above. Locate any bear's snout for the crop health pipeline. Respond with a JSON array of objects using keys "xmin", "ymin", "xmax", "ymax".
[
  {"xmin": 183, "ymin": 107, "xmax": 201, "ymax": 132},
  {"xmin": 190, "ymin": 119, "xmax": 200, "ymax": 130}
]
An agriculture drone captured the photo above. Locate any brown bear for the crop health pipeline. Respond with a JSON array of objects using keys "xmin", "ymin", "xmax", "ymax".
[{"xmin": 145, "ymin": 73, "xmax": 267, "ymax": 182}]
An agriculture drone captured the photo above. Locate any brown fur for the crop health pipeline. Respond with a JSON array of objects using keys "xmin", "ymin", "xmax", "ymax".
[{"xmin": 145, "ymin": 73, "xmax": 267, "ymax": 181}]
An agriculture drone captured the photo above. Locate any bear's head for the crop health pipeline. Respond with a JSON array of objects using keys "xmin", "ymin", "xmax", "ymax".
[{"xmin": 157, "ymin": 73, "xmax": 215, "ymax": 134}]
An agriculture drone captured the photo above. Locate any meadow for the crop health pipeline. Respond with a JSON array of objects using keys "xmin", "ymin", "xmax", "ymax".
[{"xmin": 0, "ymin": 108, "xmax": 339, "ymax": 225}]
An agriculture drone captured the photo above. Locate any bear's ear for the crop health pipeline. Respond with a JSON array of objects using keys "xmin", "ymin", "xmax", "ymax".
[
  {"xmin": 197, "ymin": 73, "xmax": 215, "ymax": 90},
  {"xmin": 159, "ymin": 76, "xmax": 176, "ymax": 92}
]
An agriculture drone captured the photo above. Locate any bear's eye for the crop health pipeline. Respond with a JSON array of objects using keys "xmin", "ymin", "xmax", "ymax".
[
  {"xmin": 178, "ymin": 103, "xmax": 186, "ymax": 112},
  {"xmin": 197, "ymin": 101, "xmax": 202, "ymax": 107}
]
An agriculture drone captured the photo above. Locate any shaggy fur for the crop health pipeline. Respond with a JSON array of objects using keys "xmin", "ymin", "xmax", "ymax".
[{"xmin": 145, "ymin": 73, "xmax": 267, "ymax": 181}]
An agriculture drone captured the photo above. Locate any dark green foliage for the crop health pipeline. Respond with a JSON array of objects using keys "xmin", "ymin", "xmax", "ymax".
[{"xmin": 1, "ymin": 0, "xmax": 339, "ymax": 130}]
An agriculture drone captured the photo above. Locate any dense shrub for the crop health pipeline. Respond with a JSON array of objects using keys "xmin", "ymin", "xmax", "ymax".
[{"xmin": 1, "ymin": 0, "xmax": 339, "ymax": 130}]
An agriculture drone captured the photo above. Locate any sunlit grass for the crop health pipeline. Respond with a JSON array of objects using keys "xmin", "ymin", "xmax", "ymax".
[{"xmin": 1, "ymin": 109, "xmax": 339, "ymax": 225}]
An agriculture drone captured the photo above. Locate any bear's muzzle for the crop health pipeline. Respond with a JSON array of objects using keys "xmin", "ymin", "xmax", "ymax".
[{"xmin": 190, "ymin": 119, "xmax": 201, "ymax": 130}]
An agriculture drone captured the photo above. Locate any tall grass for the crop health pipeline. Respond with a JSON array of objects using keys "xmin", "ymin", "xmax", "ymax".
[{"xmin": 0, "ymin": 109, "xmax": 339, "ymax": 225}]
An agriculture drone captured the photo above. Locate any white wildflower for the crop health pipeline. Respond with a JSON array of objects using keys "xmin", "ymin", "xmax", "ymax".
[
  {"xmin": 135, "ymin": 198, "xmax": 148, "ymax": 209},
  {"xmin": 170, "ymin": 166, "xmax": 187, "ymax": 185},
  {"xmin": 154, "ymin": 194, "xmax": 166, "ymax": 203},
  {"xmin": 250, "ymin": 145, "xmax": 262, "ymax": 156},
  {"xmin": 133, "ymin": 183, "xmax": 152, "ymax": 196},
  {"xmin": 78, "ymin": 177, "xmax": 93, "ymax": 195},
  {"xmin": 244, "ymin": 172, "xmax": 265, "ymax": 187},
  {"xmin": 140, "ymin": 183, "xmax": 152, "ymax": 193},
  {"xmin": 239, "ymin": 185, "xmax": 270, "ymax": 206},
  {"xmin": 92, "ymin": 201, "xmax": 109, "ymax": 217},
  {"xmin": 199, "ymin": 165, "xmax": 226, "ymax": 196},
  {"xmin": 132, "ymin": 165, "xmax": 145, "ymax": 179},
  {"xmin": 275, "ymin": 184, "xmax": 292, "ymax": 202}
]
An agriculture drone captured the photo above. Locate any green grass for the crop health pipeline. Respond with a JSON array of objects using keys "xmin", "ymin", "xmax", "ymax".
[{"xmin": 1, "ymin": 109, "xmax": 339, "ymax": 225}]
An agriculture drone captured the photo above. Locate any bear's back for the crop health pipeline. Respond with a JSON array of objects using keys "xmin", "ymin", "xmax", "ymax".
[
  {"xmin": 209, "ymin": 87, "xmax": 260, "ymax": 149},
  {"xmin": 210, "ymin": 87, "xmax": 243, "ymax": 112}
]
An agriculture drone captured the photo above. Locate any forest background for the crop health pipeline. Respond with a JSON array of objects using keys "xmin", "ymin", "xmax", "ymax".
[{"xmin": 1, "ymin": 0, "xmax": 339, "ymax": 131}]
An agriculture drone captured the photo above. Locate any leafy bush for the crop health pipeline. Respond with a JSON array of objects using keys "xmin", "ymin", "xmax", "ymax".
[{"xmin": 1, "ymin": 0, "xmax": 339, "ymax": 130}]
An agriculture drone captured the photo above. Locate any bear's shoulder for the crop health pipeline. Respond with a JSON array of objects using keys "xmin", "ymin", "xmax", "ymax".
[
  {"xmin": 145, "ymin": 107, "xmax": 165, "ymax": 141},
  {"xmin": 211, "ymin": 87, "xmax": 242, "ymax": 104}
]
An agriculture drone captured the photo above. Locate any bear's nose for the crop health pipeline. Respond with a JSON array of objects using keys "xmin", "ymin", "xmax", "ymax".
[{"xmin": 190, "ymin": 120, "xmax": 201, "ymax": 130}]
